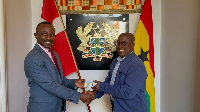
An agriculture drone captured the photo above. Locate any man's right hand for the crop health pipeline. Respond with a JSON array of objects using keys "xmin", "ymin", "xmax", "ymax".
[{"xmin": 80, "ymin": 92, "xmax": 94, "ymax": 104}]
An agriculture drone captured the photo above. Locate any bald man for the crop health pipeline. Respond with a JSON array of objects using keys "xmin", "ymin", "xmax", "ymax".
[{"xmin": 91, "ymin": 33, "xmax": 148, "ymax": 112}]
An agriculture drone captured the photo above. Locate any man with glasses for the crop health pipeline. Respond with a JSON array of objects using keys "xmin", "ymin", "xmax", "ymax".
[{"xmin": 89, "ymin": 33, "xmax": 148, "ymax": 112}]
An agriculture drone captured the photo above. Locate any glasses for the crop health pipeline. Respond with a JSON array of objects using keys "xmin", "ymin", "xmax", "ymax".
[{"xmin": 115, "ymin": 41, "xmax": 128, "ymax": 46}]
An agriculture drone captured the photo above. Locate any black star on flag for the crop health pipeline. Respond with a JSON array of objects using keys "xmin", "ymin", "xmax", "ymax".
[{"xmin": 138, "ymin": 48, "xmax": 149, "ymax": 62}]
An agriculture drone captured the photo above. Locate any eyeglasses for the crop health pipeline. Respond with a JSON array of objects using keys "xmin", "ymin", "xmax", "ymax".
[{"xmin": 115, "ymin": 41, "xmax": 128, "ymax": 46}]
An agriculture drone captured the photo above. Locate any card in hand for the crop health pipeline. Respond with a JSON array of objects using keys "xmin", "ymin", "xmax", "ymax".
[{"xmin": 84, "ymin": 81, "xmax": 96, "ymax": 88}]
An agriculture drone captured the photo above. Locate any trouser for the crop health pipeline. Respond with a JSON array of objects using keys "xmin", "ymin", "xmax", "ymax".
[
  {"xmin": 61, "ymin": 99, "xmax": 66, "ymax": 112},
  {"xmin": 110, "ymin": 99, "xmax": 114, "ymax": 112}
]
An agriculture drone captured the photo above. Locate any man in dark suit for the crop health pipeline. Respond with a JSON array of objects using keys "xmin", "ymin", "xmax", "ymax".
[
  {"xmin": 90, "ymin": 33, "xmax": 148, "ymax": 112},
  {"xmin": 24, "ymin": 21, "xmax": 93, "ymax": 112}
]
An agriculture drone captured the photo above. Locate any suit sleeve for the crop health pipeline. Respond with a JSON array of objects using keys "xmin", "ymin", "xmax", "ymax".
[
  {"xmin": 99, "ymin": 64, "xmax": 147, "ymax": 100},
  {"xmin": 62, "ymin": 77, "xmax": 77, "ymax": 90},
  {"xmin": 24, "ymin": 56, "xmax": 81, "ymax": 104},
  {"xmin": 95, "ymin": 71, "xmax": 111, "ymax": 99}
]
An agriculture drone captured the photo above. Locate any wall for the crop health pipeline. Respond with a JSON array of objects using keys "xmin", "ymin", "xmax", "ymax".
[
  {"xmin": 152, "ymin": 0, "xmax": 161, "ymax": 111},
  {"xmin": 5, "ymin": 0, "xmax": 161, "ymax": 112},
  {"xmin": 5, "ymin": 0, "xmax": 31, "ymax": 112},
  {"xmin": 64, "ymin": 14, "xmax": 143, "ymax": 112},
  {"xmin": 6, "ymin": 0, "xmax": 200, "ymax": 111},
  {"xmin": 161, "ymin": 0, "xmax": 200, "ymax": 112},
  {"xmin": 30, "ymin": 1, "xmax": 158, "ymax": 112},
  {"xmin": 0, "ymin": 0, "xmax": 6, "ymax": 111}
]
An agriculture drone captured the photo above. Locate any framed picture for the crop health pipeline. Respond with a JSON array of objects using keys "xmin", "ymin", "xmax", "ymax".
[{"xmin": 66, "ymin": 14, "xmax": 129, "ymax": 70}]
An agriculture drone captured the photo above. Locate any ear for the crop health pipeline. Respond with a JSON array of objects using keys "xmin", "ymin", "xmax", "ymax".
[
  {"xmin": 34, "ymin": 33, "xmax": 37, "ymax": 39},
  {"xmin": 132, "ymin": 42, "xmax": 135, "ymax": 47}
]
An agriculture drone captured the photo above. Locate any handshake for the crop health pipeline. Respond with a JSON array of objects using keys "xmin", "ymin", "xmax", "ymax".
[
  {"xmin": 75, "ymin": 79, "xmax": 101, "ymax": 104},
  {"xmin": 80, "ymin": 90, "xmax": 95, "ymax": 104}
]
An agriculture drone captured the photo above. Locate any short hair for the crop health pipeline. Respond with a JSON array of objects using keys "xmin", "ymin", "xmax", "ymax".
[
  {"xmin": 35, "ymin": 21, "xmax": 54, "ymax": 33},
  {"xmin": 37, "ymin": 21, "xmax": 52, "ymax": 27}
]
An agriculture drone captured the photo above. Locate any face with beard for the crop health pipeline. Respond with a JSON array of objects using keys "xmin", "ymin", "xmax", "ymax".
[{"xmin": 34, "ymin": 23, "xmax": 55, "ymax": 49}]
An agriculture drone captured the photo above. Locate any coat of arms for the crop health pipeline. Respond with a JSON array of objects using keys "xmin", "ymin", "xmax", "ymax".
[{"xmin": 76, "ymin": 22, "xmax": 119, "ymax": 61}]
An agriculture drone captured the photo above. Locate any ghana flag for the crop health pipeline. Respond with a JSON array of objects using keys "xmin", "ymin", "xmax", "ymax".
[{"xmin": 134, "ymin": 0, "xmax": 156, "ymax": 112}]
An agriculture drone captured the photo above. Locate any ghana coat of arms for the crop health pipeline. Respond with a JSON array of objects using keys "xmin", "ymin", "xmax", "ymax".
[{"xmin": 76, "ymin": 22, "xmax": 119, "ymax": 61}]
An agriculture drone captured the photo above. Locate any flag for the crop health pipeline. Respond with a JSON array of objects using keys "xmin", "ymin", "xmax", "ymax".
[
  {"xmin": 41, "ymin": 1, "xmax": 92, "ymax": 112},
  {"xmin": 41, "ymin": 0, "xmax": 77, "ymax": 76},
  {"xmin": 134, "ymin": 0, "xmax": 156, "ymax": 111}
]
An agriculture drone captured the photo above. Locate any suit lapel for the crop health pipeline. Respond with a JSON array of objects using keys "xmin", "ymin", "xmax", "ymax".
[
  {"xmin": 110, "ymin": 59, "xmax": 117, "ymax": 80},
  {"xmin": 118, "ymin": 52, "xmax": 134, "ymax": 73},
  {"xmin": 115, "ymin": 52, "xmax": 134, "ymax": 84},
  {"xmin": 34, "ymin": 44, "xmax": 63, "ymax": 80}
]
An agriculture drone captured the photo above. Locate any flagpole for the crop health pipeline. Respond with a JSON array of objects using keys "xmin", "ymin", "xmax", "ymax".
[
  {"xmin": 53, "ymin": 0, "xmax": 79, "ymax": 74},
  {"xmin": 54, "ymin": 0, "xmax": 91, "ymax": 112}
]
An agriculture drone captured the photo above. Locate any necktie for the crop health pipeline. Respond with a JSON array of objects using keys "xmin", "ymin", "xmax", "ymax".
[
  {"xmin": 48, "ymin": 49, "xmax": 61, "ymax": 75},
  {"xmin": 110, "ymin": 57, "xmax": 123, "ymax": 100},
  {"xmin": 110, "ymin": 57, "xmax": 123, "ymax": 85}
]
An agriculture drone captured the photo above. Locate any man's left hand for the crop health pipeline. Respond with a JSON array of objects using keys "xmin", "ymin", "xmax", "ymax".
[{"xmin": 92, "ymin": 80, "xmax": 101, "ymax": 92}]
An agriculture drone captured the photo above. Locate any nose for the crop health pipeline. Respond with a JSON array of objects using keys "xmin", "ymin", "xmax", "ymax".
[
  {"xmin": 117, "ymin": 45, "xmax": 122, "ymax": 49},
  {"xmin": 46, "ymin": 35, "xmax": 52, "ymax": 40},
  {"xmin": 117, "ymin": 44, "xmax": 123, "ymax": 50}
]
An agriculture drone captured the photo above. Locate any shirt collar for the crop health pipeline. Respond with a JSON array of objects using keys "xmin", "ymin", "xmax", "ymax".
[
  {"xmin": 117, "ymin": 56, "xmax": 125, "ymax": 62},
  {"xmin": 37, "ymin": 43, "xmax": 50, "ymax": 53},
  {"xmin": 117, "ymin": 51, "xmax": 133, "ymax": 62}
]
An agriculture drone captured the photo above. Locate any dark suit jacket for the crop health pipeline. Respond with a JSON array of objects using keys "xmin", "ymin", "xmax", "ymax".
[
  {"xmin": 24, "ymin": 44, "xmax": 81, "ymax": 112},
  {"xmin": 95, "ymin": 52, "xmax": 148, "ymax": 112}
]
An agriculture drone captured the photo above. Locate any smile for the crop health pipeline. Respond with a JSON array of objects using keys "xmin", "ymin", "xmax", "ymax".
[{"xmin": 45, "ymin": 42, "xmax": 51, "ymax": 44}]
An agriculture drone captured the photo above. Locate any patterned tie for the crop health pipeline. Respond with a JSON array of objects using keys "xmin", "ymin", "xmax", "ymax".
[
  {"xmin": 110, "ymin": 57, "xmax": 123, "ymax": 85},
  {"xmin": 110, "ymin": 57, "xmax": 123, "ymax": 101},
  {"xmin": 48, "ymin": 49, "xmax": 61, "ymax": 75}
]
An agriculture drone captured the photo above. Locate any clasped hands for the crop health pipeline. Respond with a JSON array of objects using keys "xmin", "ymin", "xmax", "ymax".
[{"xmin": 75, "ymin": 79, "xmax": 101, "ymax": 104}]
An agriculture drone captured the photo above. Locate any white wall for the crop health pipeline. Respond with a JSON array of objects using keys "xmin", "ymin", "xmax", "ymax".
[
  {"xmin": 0, "ymin": 0, "xmax": 6, "ymax": 111},
  {"xmin": 6, "ymin": 0, "xmax": 200, "ymax": 112},
  {"xmin": 30, "ymin": 1, "xmax": 157, "ymax": 112},
  {"xmin": 5, "ymin": 0, "xmax": 162, "ymax": 111},
  {"xmin": 161, "ymin": 0, "xmax": 200, "ymax": 112},
  {"xmin": 65, "ymin": 71, "xmax": 112, "ymax": 112},
  {"xmin": 152, "ymin": 0, "xmax": 161, "ymax": 111},
  {"xmin": 5, "ymin": 0, "xmax": 32, "ymax": 112},
  {"xmin": 64, "ymin": 13, "xmax": 143, "ymax": 112}
]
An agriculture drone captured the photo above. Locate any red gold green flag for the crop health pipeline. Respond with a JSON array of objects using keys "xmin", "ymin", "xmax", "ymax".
[{"xmin": 134, "ymin": 0, "xmax": 156, "ymax": 111}]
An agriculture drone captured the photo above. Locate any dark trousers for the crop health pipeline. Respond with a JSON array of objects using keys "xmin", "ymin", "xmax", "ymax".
[{"xmin": 110, "ymin": 99, "xmax": 114, "ymax": 112}]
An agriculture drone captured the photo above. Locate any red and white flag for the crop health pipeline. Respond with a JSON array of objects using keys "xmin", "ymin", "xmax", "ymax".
[{"xmin": 41, "ymin": 0, "xmax": 77, "ymax": 76}]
